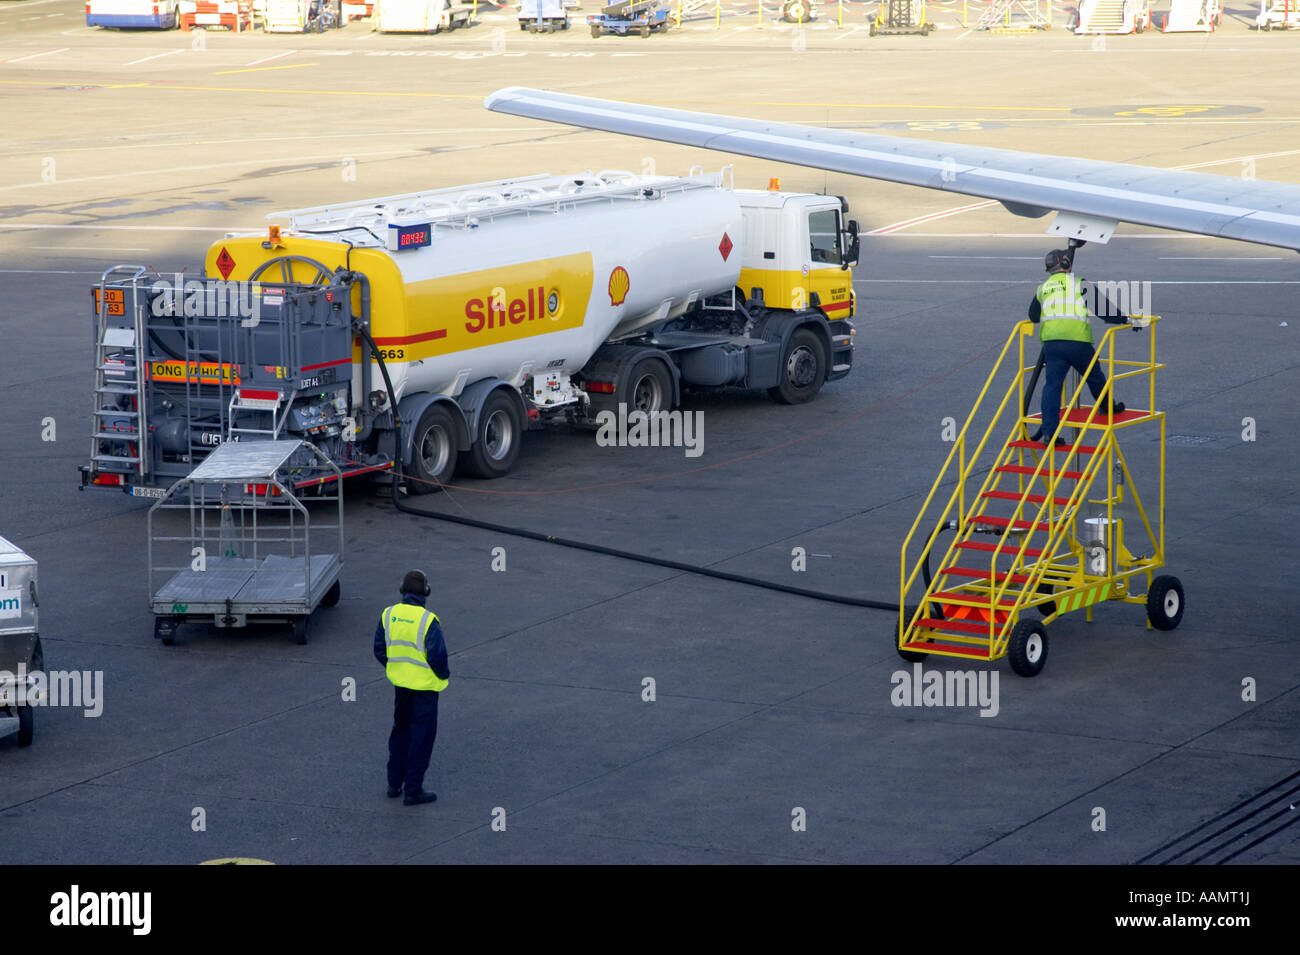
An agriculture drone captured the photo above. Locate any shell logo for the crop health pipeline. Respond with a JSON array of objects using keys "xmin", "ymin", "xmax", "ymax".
[{"xmin": 608, "ymin": 266, "xmax": 630, "ymax": 306}]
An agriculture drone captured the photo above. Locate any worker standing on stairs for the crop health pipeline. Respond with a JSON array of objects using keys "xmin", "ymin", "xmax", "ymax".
[{"xmin": 1027, "ymin": 247, "xmax": 1128, "ymax": 443}]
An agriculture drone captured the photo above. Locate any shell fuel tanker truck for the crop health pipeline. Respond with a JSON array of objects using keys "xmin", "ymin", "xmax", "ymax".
[{"xmin": 82, "ymin": 169, "xmax": 860, "ymax": 494}]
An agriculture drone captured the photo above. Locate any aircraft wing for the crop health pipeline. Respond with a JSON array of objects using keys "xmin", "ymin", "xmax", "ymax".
[{"xmin": 484, "ymin": 86, "xmax": 1300, "ymax": 252}]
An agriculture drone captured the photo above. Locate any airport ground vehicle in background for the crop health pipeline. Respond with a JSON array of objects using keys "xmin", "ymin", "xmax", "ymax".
[
  {"xmin": 263, "ymin": 0, "xmax": 340, "ymax": 31},
  {"xmin": 0, "ymin": 537, "xmax": 43, "ymax": 749},
  {"xmin": 373, "ymin": 0, "xmax": 473, "ymax": 31},
  {"xmin": 86, "ymin": 0, "xmax": 180, "ymax": 28},
  {"xmin": 519, "ymin": 0, "xmax": 569, "ymax": 31},
  {"xmin": 588, "ymin": 0, "xmax": 669, "ymax": 36},
  {"xmin": 82, "ymin": 170, "xmax": 857, "ymax": 496}
]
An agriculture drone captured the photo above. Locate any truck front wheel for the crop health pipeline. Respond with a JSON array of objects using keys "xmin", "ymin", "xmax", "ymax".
[
  {"xmin": 407, "ymin": 404, "xmax": 459, "ymax": 494},
  {"xmin": 461, "ymin": 390, "xmax": 523, "ymax": 479},
  {"xmin": 769, "ymin": 328, "xmax": 826, "ymax": 404}
]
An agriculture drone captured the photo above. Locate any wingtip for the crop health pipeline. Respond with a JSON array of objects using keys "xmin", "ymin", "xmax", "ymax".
[{"xmin": 483, "ymin": 86, "xmax": 533, "ymax": 111}]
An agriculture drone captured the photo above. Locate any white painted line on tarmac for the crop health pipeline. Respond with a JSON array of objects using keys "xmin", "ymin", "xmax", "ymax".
[
  {"xmin": 0, "ymin": 223, "xmax": 257, "ymax": 232},
  {"xmin": 0, "ymin": 0, "xmax": 65, "ymax": 14},
  {"xmin": 31, "ymin": 245, "xmax": 150, "ymax": 251},
  {"xmin": 0, "ymin": 269, "xmax": 108, "ymax": 275},
  {"xmin": 929, "ymin": 255, "xmax": 1045, "ymax": 259},
  {"xmin": 4, "ymin": 47, "xmax": 68, "ymax": 64},
  {"xmin": 245, "ymin": 49, "xmax": 297, "ymax": 67},
  {"xmin": 124, "ymin": 49, "xmax": 186, "ymax": 67},
  {"xmin": 1159, "ymin": 256, "xmax": 1284, "ymax": 261}
]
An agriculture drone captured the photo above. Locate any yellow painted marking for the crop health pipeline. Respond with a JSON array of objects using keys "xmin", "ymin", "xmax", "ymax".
[{"xmin": 213, "ymin": 63, "xmax": 320, "ymax": 76}]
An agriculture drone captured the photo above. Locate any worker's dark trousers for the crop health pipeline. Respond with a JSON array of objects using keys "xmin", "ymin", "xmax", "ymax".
[
  {"xmin": 388, "ymin": 687, "xmax": 439, "ymax": 795},
  {"xmin": 1037, "ymin": 339, "xmax": 1112, "ymax": 439}
]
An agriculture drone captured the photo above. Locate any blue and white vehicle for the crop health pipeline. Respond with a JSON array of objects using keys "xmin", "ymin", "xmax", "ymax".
[{"xmin": 86, "ymin": 0, "xmax": 180, "ymax": 28}]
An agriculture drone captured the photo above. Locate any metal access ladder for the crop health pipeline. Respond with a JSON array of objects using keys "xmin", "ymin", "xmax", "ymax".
[
  {"xmin": 897, "ymin": 316, "xmax": 1184, "ymax": 677},
  {"xmin": 89, "ymin": 266, "xmax": 152, "ymax": 485}
]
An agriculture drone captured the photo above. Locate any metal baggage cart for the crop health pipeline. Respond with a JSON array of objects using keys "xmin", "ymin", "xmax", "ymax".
[{"xmin": 148, "ymin": 440, "xmax": 343, "ymax": 646}]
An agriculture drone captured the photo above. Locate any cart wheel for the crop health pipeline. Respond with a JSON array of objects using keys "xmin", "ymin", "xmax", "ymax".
[
  {"xmin": 869, "ymin": 21, "xmax": 876, "ymax": 35},
  {"xmin": 16, "ymin": 705, "xmax": 33, "ymax": 747},
  {"xmin": 520, "ymin": 22, "xmax": 528, "ymax": 29},
  {"xmin": 893, "ymin": 607, "xmax": 928, "ymax": 663},
  {"xmin": 639, "ymin": 23, "xmax": 650, "ymax": 36},
  {"xmin": 591, "ymin": 23, "xmax": 601, "ymax": 36},
  {"xmin": 1008, "ymin": 620, "xmax": 1048, "ymax": 677},
  {"xmin": 529, "ymin": 21, "xmax": 538, "ymax": 31},
  {"xmin": 292, "ymin": 616, "xmax": 310, "ymax": 645},
  {"xmin": 155, "ymin": 616, "xmax": 177, "ymax": 646},
  {"xmin": 322, "ymin": 580, "xmax": 341, "ymax": 608},
  {"xmin": 1146, "ymin": 575, "xmax": 1184, "ymax": 631}
]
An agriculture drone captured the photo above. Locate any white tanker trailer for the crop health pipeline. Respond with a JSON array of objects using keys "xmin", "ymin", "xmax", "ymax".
[{"xmin": 82, "ymin": 169, "xmax": 859, "ymax": 494}]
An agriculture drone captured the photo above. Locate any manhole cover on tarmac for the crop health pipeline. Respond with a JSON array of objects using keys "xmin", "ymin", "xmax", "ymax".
[{"xmin": 1072, "ymin": 104, "xmax": 1263, "ymax": 118}]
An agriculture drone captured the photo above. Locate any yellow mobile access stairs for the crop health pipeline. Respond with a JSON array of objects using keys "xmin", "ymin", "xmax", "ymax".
[{"xmin": 897, "ymin": 316, "xmax": 1184, "ymax": 677}]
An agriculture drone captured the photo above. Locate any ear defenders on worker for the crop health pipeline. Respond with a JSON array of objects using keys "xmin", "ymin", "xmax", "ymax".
[
  {"xmin": 1044, "ymin": 248, "xmax": 1073, "ymax": 273},
  {"xmin": 402, "ymin": 569, "xmax": 431, "ymax": 597}
]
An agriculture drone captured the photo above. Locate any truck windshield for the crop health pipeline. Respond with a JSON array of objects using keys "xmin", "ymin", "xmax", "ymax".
[{"xmin": 809, "ymin": 209, "xmax": 842, "ymax": 266}]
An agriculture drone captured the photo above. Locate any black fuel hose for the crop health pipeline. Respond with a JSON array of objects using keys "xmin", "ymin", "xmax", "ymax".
[{"xmin": 360, "ymin": 332, "xmax": 901, "ymax": 612}]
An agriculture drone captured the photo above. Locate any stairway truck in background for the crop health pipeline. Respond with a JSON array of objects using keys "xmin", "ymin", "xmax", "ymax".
[
  {"xmin": 897, "ymin": 316, "xmax": 1183, "ymax": 678},
  {"xmin": 1075, "ymin": 0, "xmax": 1150, "ymax": 32},
  {"xmin": 81, "ymin": 170, "xmax": 858, "ymax": 496}
]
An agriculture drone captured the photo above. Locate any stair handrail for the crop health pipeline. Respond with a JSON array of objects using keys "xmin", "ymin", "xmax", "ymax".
[{"xmin": 899, "ymin": 321, "xmax": 1037, "ymax": 632}]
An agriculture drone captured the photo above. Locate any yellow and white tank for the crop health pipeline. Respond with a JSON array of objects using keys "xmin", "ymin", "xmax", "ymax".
[{"xmin": 206, "ymin": 171, "xmax": 744, "ymax": 412}]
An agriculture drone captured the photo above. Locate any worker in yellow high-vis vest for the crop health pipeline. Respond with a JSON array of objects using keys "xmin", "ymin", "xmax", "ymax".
[
  {"xmin": 1027, "ymin": 248, "xmax": 1129, "ymax": 444},
  {"xmin": 374, "ymin": 569, "xmax": 449, "ymax": 806}
]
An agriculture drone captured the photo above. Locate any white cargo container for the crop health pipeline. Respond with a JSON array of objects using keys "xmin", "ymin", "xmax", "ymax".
[{"xmin": 0, "ymin": 537, "xmax": 42, "ymax": 748}]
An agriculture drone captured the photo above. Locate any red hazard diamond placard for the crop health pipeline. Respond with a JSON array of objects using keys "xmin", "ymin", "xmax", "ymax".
[
  {"xmin": 216, "ymin": 246, "xmax": 236, "ymax": 280},
  {"xmin": 718, "ymin": 233, "xmax": 733, "ymax": 261}
]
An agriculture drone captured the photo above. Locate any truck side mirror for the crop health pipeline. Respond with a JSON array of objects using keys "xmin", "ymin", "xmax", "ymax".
[{"xmin": 842, "ymin": 220, "xmax": 861, "ymax": 269}]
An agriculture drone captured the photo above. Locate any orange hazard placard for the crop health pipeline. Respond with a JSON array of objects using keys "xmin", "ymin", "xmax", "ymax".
[{"xmin": 92, "ymin": 287, "xmax": 125, "ymax": 316}]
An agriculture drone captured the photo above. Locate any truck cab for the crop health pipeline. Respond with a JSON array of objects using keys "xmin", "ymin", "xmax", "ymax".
[{"xmin": 736, "ymin": 189, "xmax": 857, "ymax": 322}]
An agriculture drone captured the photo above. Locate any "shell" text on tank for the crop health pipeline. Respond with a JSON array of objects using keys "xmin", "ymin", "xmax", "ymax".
[{"xmin": 465, "ymin": 286, "xmax": 549, "ymax": 334}]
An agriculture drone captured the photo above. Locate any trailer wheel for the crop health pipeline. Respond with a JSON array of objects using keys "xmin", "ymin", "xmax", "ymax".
[
  {"xmin": 1008, "ymin": 620, "xmax": 1048, "ymax": 677},
  {"xmin": 529, "ymin": 21, "xmax": 538, "ymax": 31},
  {"xmin": 894, "ymin": 607, "xmax": 927, "ymax": 663},
  {"xmin": 769, "ymin": 328, "xmax": 826, "ymax": 405},
  {"xmin": 16, "ymin": 705, "xmax": 33, "ymax": 747},
  {"xmin": 461, "ymin": 390, "xmax": 523, "ymax": 479},
  {"xmin": 292, "ymin": 616, "xmax": 309, "ymax": 646},
  {"xmin": 407, "ymin": 403, "xmax": 458, "ymax": 495},
  {"xmin": 155, "ymin": 615, "xmax": 177, "ymax": 646},
  {"xmin": 591, "ymin": 23, "xmax": 601, "ymax": 36},
  {"xmin": 628, "ymin": 358, "xmax": 674, "ymax": 416},
  {"xmin": 520, "ymin": 22, "xmax": 528, "ymax": 29},
  {"xmin": 322, "ymin": 580, "xmax": 341, "ymax": 607},
  {"xmin": 640, "ymin": 23, "xmax": 650, "ymax": 36},
  {"xmin": 1146, "ymin": 575, "xmax": 1184, "ymax": 631}
]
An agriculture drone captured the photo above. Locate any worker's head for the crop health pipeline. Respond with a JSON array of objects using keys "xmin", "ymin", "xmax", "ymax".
[
  {"xmin": 1044, "ymin": 248, "xmax": 1073, "ymax": 274},
  {"xmin": 401, "ymin": 569, "xmax": 431, "ymax": 597}
]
